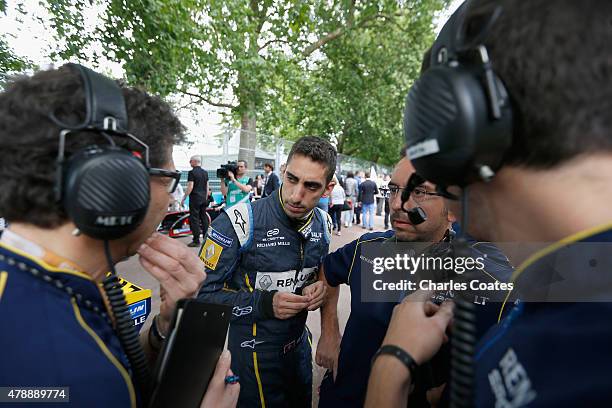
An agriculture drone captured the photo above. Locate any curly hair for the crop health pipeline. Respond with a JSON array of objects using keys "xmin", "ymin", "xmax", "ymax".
[
  {"xmin": 287, "ymin": 136, "xmax": 337, "ymax": 183},
  {"xmin": 0, "ymin": 64, "xmax": 185, "ymax": 228}
]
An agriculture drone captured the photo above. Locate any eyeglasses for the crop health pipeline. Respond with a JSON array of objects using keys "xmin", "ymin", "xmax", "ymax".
[
  {"xmin": 149, "ymin": 168, "xmax": 181, "ymax": 193},
  {"xmin": 388, "ymin": 184, "xmax": 443, "ymax": 203}
]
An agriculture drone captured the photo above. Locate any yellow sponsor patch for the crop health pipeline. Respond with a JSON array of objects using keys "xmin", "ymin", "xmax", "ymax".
[{"xmin": 200, "ymin": 238, "xmax": 223, "ymax": 270}]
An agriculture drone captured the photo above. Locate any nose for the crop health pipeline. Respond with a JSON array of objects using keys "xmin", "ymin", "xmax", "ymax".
[
  {"xmin": 390, "ymin": 190, "xmax": 403, "ymax": 212},
  {"xmin": 290, "ymin": 184, "xmax": 306, "ymax": 203},
  {"xmin": 391, "ymin": 189, "xmax": 419, "ymax": 214}
]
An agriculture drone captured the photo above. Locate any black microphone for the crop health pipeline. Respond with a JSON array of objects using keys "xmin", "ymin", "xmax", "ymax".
[
  {"xmin": 400, "ymin": 173, "xmax": 428, "ymax": 225},
  {"xmin": 407, "ymin": 206, "xmax": 427, "ymax": 225}
]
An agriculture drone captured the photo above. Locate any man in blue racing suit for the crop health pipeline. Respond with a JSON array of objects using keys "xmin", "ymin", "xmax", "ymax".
[{"xmin": 198, "ymin": 136, "xmax": 336, "ymax": 407}]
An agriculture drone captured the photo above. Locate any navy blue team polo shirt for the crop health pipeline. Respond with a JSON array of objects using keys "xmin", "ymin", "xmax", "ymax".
[
  {"xmin": 319, "ymin": 230, "xmax": 513, "ymax": 408},
  {"xmin": 475, "ymin": 225, "xmax": 612, "ymax": 406},
  {"xmin": 0, "ymin": 242, "xmax": 137, "ymax": 407}
]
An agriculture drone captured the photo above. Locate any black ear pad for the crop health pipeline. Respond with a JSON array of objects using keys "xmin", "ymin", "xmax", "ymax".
[
  {"xmin": 404, "ymin": 64, "xmax": 512, "ymax": 186},
  {"xmin": 62, "ymin": 146, "xmax": 150, "ymax": 240}
]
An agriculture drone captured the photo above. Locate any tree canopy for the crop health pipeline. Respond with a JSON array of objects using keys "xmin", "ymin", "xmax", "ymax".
[
  {"xmin": 5, "ymin": 0, "xmax": 448, "ymax": 166},
  {"xmin": 257, "ymin": 2, "xmax": 442, "ymax": 165},
  {"xmin": 0, "ymin": 1, "xmax": 32, "ymax": 85}
]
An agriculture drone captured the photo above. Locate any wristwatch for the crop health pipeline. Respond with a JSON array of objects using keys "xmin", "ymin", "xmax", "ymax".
[
  {"xmin": 148, "ymin": 314, "xmax": 166, "ymax": 351},
  {"xmin": 372, "ymin": 344, "xmax": 418, "ymax": 384}
]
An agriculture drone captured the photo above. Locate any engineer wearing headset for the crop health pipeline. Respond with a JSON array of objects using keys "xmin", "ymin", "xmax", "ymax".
[
  {"xmin": 0, "ymin": 65, "xmax": 238, "ymax": 407},
  {"xmin": 366, "ymin": 0, "xmax": 612, "ymax": 406}
]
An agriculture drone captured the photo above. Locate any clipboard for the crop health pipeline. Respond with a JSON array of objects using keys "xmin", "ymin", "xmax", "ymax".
[{"xmin": 150, "ymin": 299, "xmax": 231, "ymax": 408}]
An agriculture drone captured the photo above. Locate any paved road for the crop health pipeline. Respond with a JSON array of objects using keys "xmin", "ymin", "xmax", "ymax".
[{"xmin": 118, "ymin": 209, "xmax": 390, "ymax": 406}]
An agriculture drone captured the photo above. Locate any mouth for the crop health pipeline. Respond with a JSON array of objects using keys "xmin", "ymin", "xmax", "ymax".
[
  {"xmin": 285, "ymin": 203, "xmax": 305, "ymax": 213},
  {"xmin": 391, "ymin": 218, "xmax": 413, "ymax": 228}
]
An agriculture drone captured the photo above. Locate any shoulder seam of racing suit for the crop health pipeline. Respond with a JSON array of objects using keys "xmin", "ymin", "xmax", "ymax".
[
  {"xmin": 223, "ymin": 201, "xmax": 254, "ymax": 251},
  {"xmin": 315, "ymin": 207, "xmax": 332, "ymax": 244}
]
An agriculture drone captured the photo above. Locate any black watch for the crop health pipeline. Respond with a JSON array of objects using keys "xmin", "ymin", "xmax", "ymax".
[
  {"xmin": 148, "ymin": 314, "xmax": 166, "ymax": 350},
  {"xmin": 372, "ymin": 344, "xmax": 418, "ymax": 385}
]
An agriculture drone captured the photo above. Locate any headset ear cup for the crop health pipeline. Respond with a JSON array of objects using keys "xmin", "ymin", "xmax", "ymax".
[
  {"xmin": 63, "ymin": 146, "xmax": 150, "ymax": 240},
  {"xmin": 404, "ymin": 65, "xmax": 512, "ymax": 186}
]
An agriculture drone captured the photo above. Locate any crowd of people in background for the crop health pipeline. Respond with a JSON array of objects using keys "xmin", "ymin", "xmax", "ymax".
[
  {"xmin": 169, "ymin": 159, "xmax": 391, "ymax": 240},
  {"xmin": 327, "ymin": 170, "xmax": 390, "ymax": 235}
]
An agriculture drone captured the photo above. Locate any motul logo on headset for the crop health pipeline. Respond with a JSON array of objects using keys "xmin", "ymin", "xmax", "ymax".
[{"xmin": 95, "ymin": 215, "xmax": 134, "ymax": 226}]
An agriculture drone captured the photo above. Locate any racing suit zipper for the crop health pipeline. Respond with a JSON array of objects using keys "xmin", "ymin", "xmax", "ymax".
[{"xmin": 294, "ymin": 239, "xmax": 305, "ymax": 294}]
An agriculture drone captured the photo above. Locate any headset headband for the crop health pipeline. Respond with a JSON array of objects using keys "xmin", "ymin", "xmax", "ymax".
[
  {"xmin": 49, "ymin": 64, "xmax": 128, "ymax": 133},
  {"xmin": 403, "ymin": 0, "xmax": 512, "ymax": 188}
]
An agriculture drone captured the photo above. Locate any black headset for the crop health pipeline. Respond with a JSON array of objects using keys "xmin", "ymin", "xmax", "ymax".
[
  {"xmin": 403, "ymin": 1, "xmax": 513, "ymax": 190},
  {"xmin": 51, "ymin": 64, "xmax": 151, "ymax": 240},
  {"xmin": 402, "ymin": 5, "xmax": 515, "ymax": 406},
  {"xmin": 50, "ymin": 64, "xmax": 155, "ymax": 401}
]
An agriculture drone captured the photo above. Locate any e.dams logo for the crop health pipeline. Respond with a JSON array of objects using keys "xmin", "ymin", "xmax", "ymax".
[{"xmin": 266, "ymin": 228, "xmax": 280, "ymax": 237}]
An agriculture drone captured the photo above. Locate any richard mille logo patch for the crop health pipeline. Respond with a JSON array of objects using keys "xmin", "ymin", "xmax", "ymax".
[{"xmin": 233, "ymin": 209, "xmax": 247, "ymax": 235}]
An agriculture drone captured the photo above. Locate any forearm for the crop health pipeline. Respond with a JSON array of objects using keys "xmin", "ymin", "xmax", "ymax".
[
  {"xmin": 319, "ymin": 267, "xmax": 340, "ymax": 336},
  {"xmin": 140, "ymin": 319, "xmax": 163, "ymax": 366},
  {"xmin": 365, "ymin": 355, "xmax": 412, "ymax": 408},
  {"xmin": 320, "ymin": 285, "xmax": 340, "ymax": 336},
  {"xmin": 233, "ymin": 179, "xmax": 252, "ymax": 193},
  {"xmin": 199, "ymin": 285, "xmax": 273, "ymax": 322},
  {"xmin": 220, "ymin": 181, "xmax": 228, "ymax": 196},
  {"xmin": 184, "ymin": 181, "xmax": 194, "ymax": 199}
]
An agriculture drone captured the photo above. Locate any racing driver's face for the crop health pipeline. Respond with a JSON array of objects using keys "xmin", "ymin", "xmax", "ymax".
[{"xmin": 281, "ymin": 154, "xmax": 334, "ymax": 219}]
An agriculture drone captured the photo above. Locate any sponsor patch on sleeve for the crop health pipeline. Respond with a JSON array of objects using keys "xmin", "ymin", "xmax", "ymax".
[
  {"xmin": 208, "ymin": 228, "xmax": 234, "ymax": 248},
  {"xmin": 325, "ymin": 213, "xmax": 333, "ymax": 235},
  {"xmin": 200, "ymin": 238, "xmax": 224, "ymax": 269}
]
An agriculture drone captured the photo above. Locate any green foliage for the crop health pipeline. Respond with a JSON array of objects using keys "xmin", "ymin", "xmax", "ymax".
[
  {"xmin": 258, "ymin": 0, "xmax": 448, "ymax": 166},
  {"xmin": 41, "ymin": 0, "xmax": 448, "ymax": 165},
  {"xmin": 0, "ymin": 1, "xmax": 31, "ymax": 86}
]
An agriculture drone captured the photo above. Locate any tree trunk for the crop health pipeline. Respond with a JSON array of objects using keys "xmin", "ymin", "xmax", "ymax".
[{"xmin": 239, "ymin": 106, "xmax": 257, "ymax": 170}]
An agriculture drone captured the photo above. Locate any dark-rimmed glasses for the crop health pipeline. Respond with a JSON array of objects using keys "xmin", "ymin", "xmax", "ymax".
[
  {"xmin": 388, "ymin": 184, "xmax": 443, "ymax": 203},
  {"xmin": 149, "ymin": 168, "xmax": 181, "ymax": 193}
]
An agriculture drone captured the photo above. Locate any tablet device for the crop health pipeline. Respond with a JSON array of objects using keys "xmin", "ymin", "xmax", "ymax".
[{"xmin": 150, "ymin": 299, "xmax": 231, "ymax": 408}]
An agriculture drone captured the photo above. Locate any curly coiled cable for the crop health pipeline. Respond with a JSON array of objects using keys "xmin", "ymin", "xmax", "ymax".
[{"xmin": 102, "ymin": 241, "xmax": 151, "ymax": 406}]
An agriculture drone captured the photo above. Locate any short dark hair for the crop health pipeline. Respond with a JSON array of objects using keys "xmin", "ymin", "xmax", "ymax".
[
  {"xmin": 0, "ymin": 65, "xmax": 185, "ymax": 228},
  {"xmin": 477, "ymin": 0, "xmax": 612, "ymax": 168},
  {"xmin": 287, "ymin": 136, "xmax": 337, "ymax": 183},
  {"xmin": 264, "ymin": 162, "xmax": 274, "ymax": 171},
  {"xmin": 347, "ymin": 171, "xmax": 354, "ymax": 178},
  {"xmin": 365, "ymin": 171, "xmax": 371, "ymax": 178}
]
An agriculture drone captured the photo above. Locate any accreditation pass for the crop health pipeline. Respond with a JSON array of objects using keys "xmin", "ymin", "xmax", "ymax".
[{"xmin": 0, "ymin": 387, "xmax": 69, "ymax": 403}]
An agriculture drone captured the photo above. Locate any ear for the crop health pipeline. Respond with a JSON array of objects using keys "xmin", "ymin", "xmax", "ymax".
[
  {"xmin": 447, "ymin": 209, "xmax": 457, "ymax": 223},
  {"xmin": 323, "ymin": 180, "xmax": 335, "ymax": 198}
]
